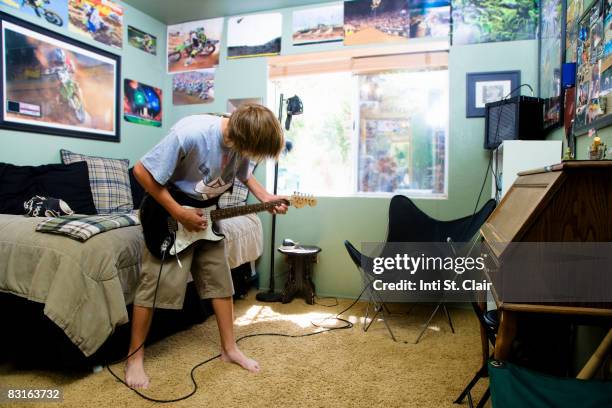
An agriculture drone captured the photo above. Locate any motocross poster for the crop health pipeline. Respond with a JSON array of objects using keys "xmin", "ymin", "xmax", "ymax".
[
  {"xmin": 124, "ymin": 79, "xmax": 162, "ymax": 127},
  {"xmin": 127, "ymin": 25, "xmax": 156, "ymax": 55},
  {"xmin": 1, "ymin": 18, "xmax": 119, "ymax": 140},
  {"xmin": 292, "ymin": 4, "xmax": 344, "ymax": 46},
  {"xmin": 172, "ymin": 69, "xmax": 215, "ymax": 105},
  {"xmin": 68, "ymin": 0, "xmax": 123, "ymax": 49},
  {"xmin": 227, "ymin": 13, "xmax": 282, "ymax": 59},
  {"xmin": 167, "ymin": 18, "xmax": 222, "ymax": 73},
  {"xmin": 1, "ymin": 0, "xmax": 68, "ymax": 28}
]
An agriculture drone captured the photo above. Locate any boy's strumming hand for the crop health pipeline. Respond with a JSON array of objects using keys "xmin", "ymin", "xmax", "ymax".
[{"xmin": 174, "ymin": 207, "xmax": 208, "ymax": 232}]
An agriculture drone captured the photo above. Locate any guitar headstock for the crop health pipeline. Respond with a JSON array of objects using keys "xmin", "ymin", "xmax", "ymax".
[{"xmin": 289, "ymin": 192, "xmax": 317, "ymax": 208}]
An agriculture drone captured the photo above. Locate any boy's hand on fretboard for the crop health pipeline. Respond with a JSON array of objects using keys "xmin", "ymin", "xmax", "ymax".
[{"xmin": 263, "ymin": 195, "xmax": 289, "ymax": 215}]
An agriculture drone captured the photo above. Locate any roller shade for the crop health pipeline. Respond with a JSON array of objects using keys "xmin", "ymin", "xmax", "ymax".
[{"xmin": 268, "ymin": 41, "xmax": 449, "ymax": 78}]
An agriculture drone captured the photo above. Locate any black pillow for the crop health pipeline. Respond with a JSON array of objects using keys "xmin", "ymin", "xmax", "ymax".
[
  {"xmin": 129, "ymin": 167, "xmax": 146, "ymax": 210},
  {"xmin": 0, "ymin": 162, "xmax": 97, "ymax": 215}
]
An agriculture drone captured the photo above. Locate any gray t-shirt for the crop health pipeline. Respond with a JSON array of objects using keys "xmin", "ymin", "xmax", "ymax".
[{"xmin": 140, "ymin": 114, "xmax": 252, "ymax": 201}]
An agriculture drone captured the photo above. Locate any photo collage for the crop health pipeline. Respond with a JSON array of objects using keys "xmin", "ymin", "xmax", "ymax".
[{"xmin": 574, "ymin": 0, "xmax": 612, "ymax": 130}]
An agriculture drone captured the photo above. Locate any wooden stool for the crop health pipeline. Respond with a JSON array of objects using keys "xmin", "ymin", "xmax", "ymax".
[{"xmin": 278, "ymin": 245, "xmax": 321, "ymax": 304}]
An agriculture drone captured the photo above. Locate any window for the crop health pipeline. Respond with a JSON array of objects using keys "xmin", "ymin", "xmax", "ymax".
[{"xmin": 269, "ymin": 51, "xmax": 448, "ymax": 198}]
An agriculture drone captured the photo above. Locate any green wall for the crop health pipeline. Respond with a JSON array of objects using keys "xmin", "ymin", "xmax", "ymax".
[
  {"xmin": 547, "ymin": 121, "xmax": 612, "ymax": 160},
  {"xmin": 0, "ymin": 2, "xmax": 539, "ymax": 298},
  {"xmin": 0, "ymin": 1, "xmax": 169, "ymax": 166},
  {"xmin": 170, "ymin": 4, "xmax": 539, "ymax": 298}
]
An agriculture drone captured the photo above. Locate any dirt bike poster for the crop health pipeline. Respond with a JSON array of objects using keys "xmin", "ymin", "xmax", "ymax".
[
  {"xmin": 172, "ymin": 69, "xmax": 215, "ymax": 105},
  {"xmin": 167, "ymin": 17, "xmax": 222, "ymax": 73},
  {"xmin": 124, "ymin": 79, "xmax": 162, "ymax": 127},
  {"xmin": 0, "ymin": 12, "xmax": 120, "ymax": 141},
  {"xmin": 68, "ymin": 0, "xmax": 123, "ymax": 49},
  {"xmin": 127, "ymin": 25, "xmax": 156, "ymax": 55},
  {"xmin": 227, "ymin": 13, "xmax": 282, "ymax": 59},
  {"xmin": 292, "ymin": 4, "xmax": 344, "ymax": 46},
  {"xmin": 226, "ymin": 97, "xmax": 262, "ymax": 113},
  {"xmin": 1, "ymin": 0, "xmax": 68, "ymax": 28}
]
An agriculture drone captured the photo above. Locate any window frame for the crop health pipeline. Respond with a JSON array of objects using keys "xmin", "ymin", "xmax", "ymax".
[{"xmin": 267, "ymin": 44, "xmax": 450, "ymax": 199}]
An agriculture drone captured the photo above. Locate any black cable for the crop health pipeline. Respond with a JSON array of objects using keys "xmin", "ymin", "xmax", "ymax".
[
  {"xmin": 314, "ymin": 295, "xmax": 339, "ymax": 307},
  {"xmin": 107, "ymin": 274, "xmax": 370, "ymax": 403}
]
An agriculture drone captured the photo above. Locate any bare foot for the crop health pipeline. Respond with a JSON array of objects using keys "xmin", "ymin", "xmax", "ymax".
[
  {"xmin": 125, "ymin": 358, "xmax": 150, "ymax": 389},
  {"xmin": 220, "ymin": 346, "xmax": 260, "ymax": 373}
]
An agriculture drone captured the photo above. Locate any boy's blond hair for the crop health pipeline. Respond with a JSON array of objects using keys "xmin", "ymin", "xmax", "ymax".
[{"xmin": 227, "ymin": 104, "xmax": 284, "ymax": 161}]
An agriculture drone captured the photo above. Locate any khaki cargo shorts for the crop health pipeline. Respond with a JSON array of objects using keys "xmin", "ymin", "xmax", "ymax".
[{"xmin": 134, "ymin": 239, "xmax": 235, "ymax": 310}]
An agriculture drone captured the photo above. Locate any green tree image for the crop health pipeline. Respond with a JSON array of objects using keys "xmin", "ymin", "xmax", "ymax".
[{"xmin": 452, "ymin": 0, "xmax": 539, "ymax": 44}]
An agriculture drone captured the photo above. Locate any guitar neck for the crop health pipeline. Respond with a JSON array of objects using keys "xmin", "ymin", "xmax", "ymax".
[{"xmin": 210, "ymin": 200, "xmax": 288, "ymax": 222}]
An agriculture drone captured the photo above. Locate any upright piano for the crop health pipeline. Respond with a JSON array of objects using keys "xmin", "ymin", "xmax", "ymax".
[{"xmin": 480, "ymin": 161, "xmax": 612, "ymax": 361}]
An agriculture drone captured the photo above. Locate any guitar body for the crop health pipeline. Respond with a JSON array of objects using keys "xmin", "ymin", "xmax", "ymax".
[
  {"xmin": 140, "ymin": 189, "xmax": 316, "ymax": 260},
  {"xmin": 140, "ymin": 190, "xmax": 219, "ymax": 259},
  {"xmin": 170, "ymin": 205, "xmax": 225, "ymax": 255}
]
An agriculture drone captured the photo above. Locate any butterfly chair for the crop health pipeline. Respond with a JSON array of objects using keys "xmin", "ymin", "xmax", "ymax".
[{"xmin": 344, "ymin": 195, "xmax": 496, "ymax": 343}]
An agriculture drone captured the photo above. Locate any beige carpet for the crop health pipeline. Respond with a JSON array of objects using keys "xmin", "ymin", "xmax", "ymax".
[{"xmin": 1, "ymin": 292, "xmax": 490, "ymax": 408}]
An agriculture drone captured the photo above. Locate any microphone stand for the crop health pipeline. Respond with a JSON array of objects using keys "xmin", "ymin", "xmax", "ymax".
[{"xmin": 256, "ymin": 93, "xmax": 285, "ymax": 302}]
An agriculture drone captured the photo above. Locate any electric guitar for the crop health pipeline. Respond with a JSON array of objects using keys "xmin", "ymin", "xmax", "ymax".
[{"xmin": 139, "ymin": 190, "xmax": 317, "ymax": 259}]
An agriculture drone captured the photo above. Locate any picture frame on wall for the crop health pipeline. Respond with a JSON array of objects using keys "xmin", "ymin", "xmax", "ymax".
[
  {"xmin": 466, "ymin": 71, "xmax": 521, "ymax": 117},
  {"xmin": 0, "ymin": 11, "xmax": 121, "ymax": 142},
  {"xmin": 573, "ymin": 0, "xmax": 612, "ymax": 135},
  {"xmin": 538, "ymin": 0, "xmax": 565, "ymax": 131}
]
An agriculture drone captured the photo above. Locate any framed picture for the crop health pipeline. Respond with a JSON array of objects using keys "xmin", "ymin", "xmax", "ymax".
[
  {"xmin": 0, "ymin": 11, "xmax": 121, "ymax": 142},
  {"xmin": 574, "ymin": 0, "xmax": 612, "ymax": 134},
  {"xmin": 538, "ymin": 0, "xmax": 565, "ymax": 131},
  {"xmin": 466, "ymin": 71, "xmax": 521, "ymax": 117}
]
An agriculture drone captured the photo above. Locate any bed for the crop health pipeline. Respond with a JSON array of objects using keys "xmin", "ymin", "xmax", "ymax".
[{"xmin": 0, "ymin": 212, "xmax": 263, "ymax": 363}]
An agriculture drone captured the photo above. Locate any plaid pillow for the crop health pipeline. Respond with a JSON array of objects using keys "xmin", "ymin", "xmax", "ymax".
[
  {"xmin": 36, "ymin": 214, "xmax": 139, "ymax": 242},
  {"xmin": 217, "ymin": 179, "xmax": 249, "ymax": 208},
  {"xmin": 60, "ymin": 149, "xmax": 133, "ymax": 215}
]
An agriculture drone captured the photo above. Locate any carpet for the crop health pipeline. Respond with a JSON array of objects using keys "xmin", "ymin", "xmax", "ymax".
[{"xmin": 0, "ymin": 292, "xmax": 490, "ymax": 407}]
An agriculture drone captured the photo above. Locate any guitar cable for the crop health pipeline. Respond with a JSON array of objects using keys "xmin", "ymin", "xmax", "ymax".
[{"xmin": 105, "ymin": 251, "xmax": 369, "ymax": 403}]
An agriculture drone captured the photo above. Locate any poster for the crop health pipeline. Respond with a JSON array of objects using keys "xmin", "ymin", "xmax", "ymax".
[
  {"xmin": 172, "ymin": 69, "xmax": 215, "ymax": 105},
  {"xmin": 566, "ymin": 0, "xmax": 583, "ymax": 63},
  {"xmin": 167, "ymin": 18, "xmax": 222, "ymax": 73},
  {"xmin": 127, "ymin": 26, "xmax": 156, "ymax": 55},
  {"xmin": 574, "ymin": 1, "xmax": 610, "ymax": 131},
  {"xmin": 407, "ymin": 1, "xmax": 451, "ymax": 38},
  {"xmin": 227, "ymin": 13, "xmax": 282, "ymax": 58},
  {"xmin": 1, "ymin": 0, "xmax": 68, "ymax": 28},
  {"xmin": 292, "ymin": 4, "xmax": 344, "ymax": 46},
  {"xmin": 68, "ymin": 0, "xmax": 123, "ymax": 49},
  {"xmin": 539, "ymin": 0, "xmax": 563, "ymax": 129},
  {"xmin": 451, "ymin": 0, "xmax": 538, "ymax": 45},
  {"xmin": 123, "ymin": 79, "xmax": 162, "ymax": 127},
  {"xmin": 226, "ymin": 97, "xmax": 262, "ymax": 113},
  {"xmin": 344, "ymin": 0, "xmax": 410, "ymax": 45}
]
